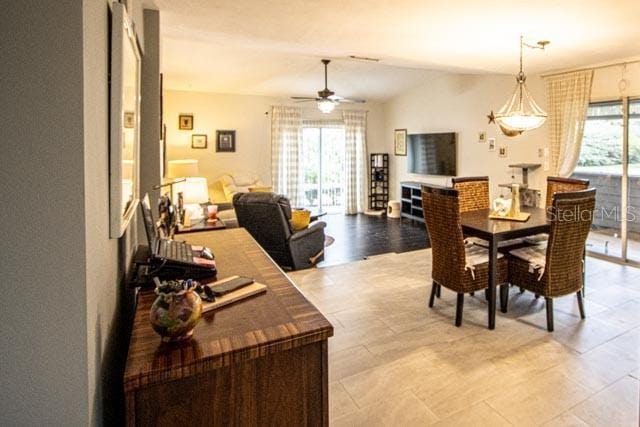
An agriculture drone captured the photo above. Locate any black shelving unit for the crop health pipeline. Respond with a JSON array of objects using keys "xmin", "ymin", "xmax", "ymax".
[
  {"xmin": 400, "ymin": 181, "xmax": 425, "ymax": 223},
  {"xmin": 369, "ymin": 153, "xmax": 389, "ymax": 211}
]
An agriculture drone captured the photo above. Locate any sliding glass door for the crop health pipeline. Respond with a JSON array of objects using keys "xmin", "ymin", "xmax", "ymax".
[
  {"xmin": 301, "ymin": 126, "xmax": 345, "ymax": 213},
  {"xmin": 572, "ymin": 98, "xmax": 640, "ymax": 264}
]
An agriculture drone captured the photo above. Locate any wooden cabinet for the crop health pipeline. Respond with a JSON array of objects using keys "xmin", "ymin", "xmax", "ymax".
[{"xmin": 124, "ymin": 228, "xmax": 333, "ymax": 426}]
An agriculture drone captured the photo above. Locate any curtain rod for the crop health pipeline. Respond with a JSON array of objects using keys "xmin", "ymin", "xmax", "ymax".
[
  {"xmin": 268, "ymin": 105, "xmax": 369, "ymax": 113},
  {"xmin": 541, "ymin": 59, "xmax": 640, "ymax": 79}
]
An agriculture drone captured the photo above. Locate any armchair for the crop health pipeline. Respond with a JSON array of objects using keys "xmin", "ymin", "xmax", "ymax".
[{"xmin": 233, "ymin": 192, "xmax": 326, "ymax": 270}]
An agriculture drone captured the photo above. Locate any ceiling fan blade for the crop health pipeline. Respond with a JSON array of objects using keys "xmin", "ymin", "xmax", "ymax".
[
  {"xmin": 291, "ymin": 96, "xmax": 317, "ymax": 100},
  {"xmin": 293, "ymin": 99, "xmax": 317, "ymax": 103},
  {"xmin": 336, "ymin": 98, "xmax": 366, "ymax": 104}
]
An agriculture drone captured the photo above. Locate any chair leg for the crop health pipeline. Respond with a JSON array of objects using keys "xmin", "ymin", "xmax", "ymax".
[
  {"xmin": 470, "ymin": 291, "xmax": 475, "ymax": 296},
  {"xmin": 428, "ymin": 282, "xmax": 438, "ymax": 308},
  {"xmin": 436, "ymin": 284, "xmax": 441, "ymax": 298},
  {"xmin": 484, "ymin": 289, "xmax": 489, "ymax": 301},
  {"xmin": 519, "ymin": 287, "xmax": 525, "ymax": 294},
  {"xmin": 577, "ymin": 290, "xmax": 586, "ymax": 319},
  {"xmin": 455, "ymin": 293, "xmax": 464, "ymax": 327},
  {"xmin": 500, "ymin": 284, "xmax": 509, "ymax": 313},
  {"xmin": 545, "ymin": 297, "xmax": 554, "ymax": 332}
]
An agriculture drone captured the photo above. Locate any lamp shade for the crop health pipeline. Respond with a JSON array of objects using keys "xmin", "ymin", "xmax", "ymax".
[
  {"xmin": 167, "ymin": 159, "xmax": 198, "ymax": 178},
  {"xmin": 175, "ymin": 177, "xmax": 209, "ymax": 204}
]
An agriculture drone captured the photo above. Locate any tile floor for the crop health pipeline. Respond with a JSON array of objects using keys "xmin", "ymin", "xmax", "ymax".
[{"xmin": 288, "ymin": 250, "xmax": 640, "ymax": 426}]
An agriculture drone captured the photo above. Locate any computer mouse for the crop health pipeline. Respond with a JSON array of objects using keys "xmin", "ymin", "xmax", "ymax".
[{"xmin": 201, "ymin": 247, "xmax": 214, "ymax": 260}]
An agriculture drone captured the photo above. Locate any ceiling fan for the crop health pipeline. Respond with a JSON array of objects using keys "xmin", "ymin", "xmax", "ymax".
[{"xmin": 291, "ymin": 59, "xmax": 366, "ymax": 113}]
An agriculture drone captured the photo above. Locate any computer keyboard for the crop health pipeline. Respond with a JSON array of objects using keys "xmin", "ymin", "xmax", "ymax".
[{"xmin": 158, "ymin": 239, "xmax": 193, "ymax": 263}]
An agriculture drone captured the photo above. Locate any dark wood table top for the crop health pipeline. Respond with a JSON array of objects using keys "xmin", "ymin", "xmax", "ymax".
[
  {"xmin": 461, "ymin": 207, "xmax": 550, "ymax": 241},
  {"xmin": 124, "ymin": 228, "xmax": 333, "ymax": 392}
]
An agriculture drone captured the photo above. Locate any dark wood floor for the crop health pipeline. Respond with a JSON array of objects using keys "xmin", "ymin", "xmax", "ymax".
[{"xmin": 320, "ymin": 214, "xmax": 430, "ymax": 266}]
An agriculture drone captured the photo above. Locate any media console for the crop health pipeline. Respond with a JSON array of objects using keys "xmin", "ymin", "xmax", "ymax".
[{"xmin": 400, "ymin": 181, "xmax": 426, "ymax": 223}]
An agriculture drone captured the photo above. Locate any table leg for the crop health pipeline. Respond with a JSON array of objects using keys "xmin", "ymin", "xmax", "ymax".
[{"xmin": 488, "ymin": 239, "xmax": 497, "ymax": 330}]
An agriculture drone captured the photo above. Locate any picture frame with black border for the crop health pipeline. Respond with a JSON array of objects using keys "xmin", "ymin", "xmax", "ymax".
[
  {"xmin": 192, "ymin": 134, "xmax": 207, "ymax": 149},
  {"xmin": 216, "ymin": 130, "xmax": 236, "ymax": 152},
  {"xmin": 179, "ymin": 114, "xmax": 193, "ymax": 130},
  {"xmin": 488, "ymin": 137, "xmax": 496, "ymax": 152}
]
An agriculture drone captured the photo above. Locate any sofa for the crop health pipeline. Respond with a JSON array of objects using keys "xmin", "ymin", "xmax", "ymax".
[
  {"xmin": 208, "ymin": 173, "xmax": 271, "ymax": 227},
  {"xmin": 232, "ymin": 192, "xmax": 326, "ymax": 270}
]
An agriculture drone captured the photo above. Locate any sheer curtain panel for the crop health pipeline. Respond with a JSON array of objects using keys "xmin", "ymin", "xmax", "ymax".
[
  {"xmin": 271, "ymin": 106, "xmax": 303, "ymax": 206},
  {"xmin": 546, "ymin": 70, "xmax": 594, "ymax": 177},
  {"xmin": 342, "ymin": 110, "xmax": 368, "ymax": 214}
]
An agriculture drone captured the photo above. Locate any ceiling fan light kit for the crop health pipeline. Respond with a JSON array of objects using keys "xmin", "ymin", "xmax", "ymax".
[
  {"xmin": 317, "ymin": 98, "xmax": 337, "ymax": 113},
  {"xmin": 291, "ymin": 59, "xmax": 366, "ymax": 114},
  {"xmin": 494, "ymin": 36, "xmax": 549, "ymax": 133}
]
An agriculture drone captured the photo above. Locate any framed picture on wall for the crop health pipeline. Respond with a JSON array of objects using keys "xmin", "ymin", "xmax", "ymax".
[
  {"xmin": 498, "ymin": 145, "xmax": 508, "ymax": 158},
  {"xmin": 394, "ymin": 129, "xmax": 407, "ymax": 156},
  {"xmin": 179, "ymin": 114, "xmax": 193, "ymax": 130},
  {"xmin": 488, "ymin": 137, "xmax": 496, "ymax": 152},
  {"xmin": 216, "ymin": 130, "xmax": 236, "ymax": 152},
  {"xmin": 191, "ymin": 134, "xmax": 208, "ymax": 149}
]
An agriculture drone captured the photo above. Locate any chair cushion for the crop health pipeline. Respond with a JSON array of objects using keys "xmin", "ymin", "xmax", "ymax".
[
  {"xmin": 464, "ymin": 245, "xmax": 504, "ymax": 279},
  {"xmin": 509, "ymin": 244, "xmax": 547, "ymax": 280},
  {"xmin": 470, "ymin": 237, "xmax": 526, "ymax": 248},
  {"xmin": 523, "ymin": 233, "xmax": 548, "ymax": 245}
]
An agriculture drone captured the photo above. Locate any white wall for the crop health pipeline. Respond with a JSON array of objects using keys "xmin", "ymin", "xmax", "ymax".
[
  {"xmin": 164, "ymin": 90, "xmax": 385, "ymax": 188},
  {"xmin": 590, "ymin": 61, "xmax": 640, "ymax": 101},
  {"xmin": 382, "ymin": 72, "xmax": 548, "ymax": 200}
]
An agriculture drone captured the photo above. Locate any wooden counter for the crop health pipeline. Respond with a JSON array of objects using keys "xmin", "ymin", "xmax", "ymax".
[{"xmin": 124, "ymin": 228, "xmax": 333, "ymax": 426}]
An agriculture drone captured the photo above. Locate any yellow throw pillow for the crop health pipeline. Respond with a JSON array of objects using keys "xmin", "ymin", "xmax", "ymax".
[{"xmin": 291, "ymin": 209, "xmax": 311, "ymax": 231}]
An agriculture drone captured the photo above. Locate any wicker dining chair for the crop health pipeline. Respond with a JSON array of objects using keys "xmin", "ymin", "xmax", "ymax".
[
  {"xmin": 422, "ymin": 185, "xmax": 508, "ymax": 327},
  {"xmin": 545, "ymin": 176, "xmax": 590, "ymax": 208},
  {"xmin": 451, "ymin": 176, "xmax": 490, "ymax": 213},
  {"xmin": 452, "ymin": 176, "xmax": 523, "ymax": 249},
  {"xmin": 507, "ymin": 189, "xmax": 596, "ymax": 331}
]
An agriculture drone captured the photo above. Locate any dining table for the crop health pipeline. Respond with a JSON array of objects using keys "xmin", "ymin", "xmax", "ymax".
[{"xmin": 460, "ymin": 207, "xmax": 551, "ymax": 330}]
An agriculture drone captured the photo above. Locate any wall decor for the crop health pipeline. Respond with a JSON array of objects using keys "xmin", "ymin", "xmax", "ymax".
[
  {"xmin": 109, "ymin": 2, "xmax": 141, "ymax": 238},
  {"xmin": 179, "ymin": 114, "xmax": 193, "ymax": 130},
  {"xmin": 488, "ymin": 137, "xmax": 496, "ymax": 151},
  {"xmin": 124, "ymin": 111, "xmax": 135, "ymax": 128},
  {"xmin": 216, "ymin": 130, "xmax": 236, "ymax": 152},
  {"xmin": 191, "ymin": 134, "xmax": 208, "ymax": 149},
  {"xmin": 498, "ymin": 145, "xmax": 508, "ymax": 158},
  {"xmin": 478, "ymin": 131, "xmax": 486, "ymax": 143},
  {"xmin": 394, "ymin": 129, "xmax": 407, "ymax": 156}
]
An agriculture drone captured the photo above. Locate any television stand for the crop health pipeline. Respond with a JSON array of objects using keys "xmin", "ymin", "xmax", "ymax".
[{"xmin": 400, "ymin": 182, "xmax": 426, "ymax": 223}]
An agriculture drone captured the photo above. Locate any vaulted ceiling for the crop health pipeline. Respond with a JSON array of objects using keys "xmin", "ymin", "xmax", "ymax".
[{"xmin": 148, "ymin": 0, "xmax": 640, "ymax": 100}]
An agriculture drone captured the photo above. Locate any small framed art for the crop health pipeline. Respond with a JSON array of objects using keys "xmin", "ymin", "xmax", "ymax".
[
  {"xmin": 216, "ymin": 130, "xmax": 236, "ymax": 152},
  {"xmin": 478, "ymin": 131, "xmax": 486, "ymax": 143},
  {"xmin": 488, "ymin": 137, "xmax": 496, "ymax": 152},
  {"xmin": 394, "ymin": 129, "xmax": 407, "ymax": 156},
  {"xmin": 191, "ymin": 134, "xmax": 207, "ymax": 149},
  {"xmin": 498, "ymin": 145, "xmax": 508, "ymax": 158},
  {"xmin": 179, "ymin": 114, "xmax": 193, "ymax": 130}
]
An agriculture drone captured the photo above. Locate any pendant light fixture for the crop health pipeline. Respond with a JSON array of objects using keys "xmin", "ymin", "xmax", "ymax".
[{"xmin": 495, "ymin": 36, "xmax": 549, "ymax": 133}]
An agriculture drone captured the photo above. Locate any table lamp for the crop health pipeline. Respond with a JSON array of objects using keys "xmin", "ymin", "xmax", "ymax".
[{"xmin": 174, "ymin": 177, "xmax": 209, "ymax": 223}]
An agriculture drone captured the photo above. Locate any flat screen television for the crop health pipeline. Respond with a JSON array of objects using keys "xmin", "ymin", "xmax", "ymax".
[{"xmin": 407, "ymin": 132, "xmax": 457, "ymax": 176}]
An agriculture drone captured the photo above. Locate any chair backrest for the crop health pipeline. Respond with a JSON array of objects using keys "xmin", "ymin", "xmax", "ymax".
[
  {"xmin": 233, "ymin": 192, "xmax": 293, "ymax": 254},
  {"xmin": 546, "ymin": 176, "xmax": 589, "ymax": 208},
  {"xmin": 421, "ymin": 185, "xmax": 466, "ymax": 287},
  {"xmin": 545, "ymin": 188, "xmax": 596, "ymax": 295},
  {"xmin": 451, "ymin": 176, "xmax": 490, "ymax": 213}
]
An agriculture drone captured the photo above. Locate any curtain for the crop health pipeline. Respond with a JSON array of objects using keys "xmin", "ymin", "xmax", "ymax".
[
  {"xmin": 546, "ymin": 70, "xmax": 594, "ymax": 177},
  {"xmin": 271, "ymin": 106, "xmax": 303, "ymax": 206},
  {"xmin": 343, "ymin": 110, "xmax": 368, "ymax": 214}
]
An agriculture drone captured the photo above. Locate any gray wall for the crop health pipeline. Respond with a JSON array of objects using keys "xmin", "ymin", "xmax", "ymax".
[
  {"xmin": 0, "ymin": 0, "xmax": 159, "ymax": 425},
  {"xmin": 0, "ymin": 0, "xmax": 89, "ymax": 423}
]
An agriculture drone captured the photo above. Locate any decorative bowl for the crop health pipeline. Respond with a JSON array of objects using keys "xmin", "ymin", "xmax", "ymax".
[{"xmin": 150, "ymin": 281, "xmax": 202, "ymax": 342}]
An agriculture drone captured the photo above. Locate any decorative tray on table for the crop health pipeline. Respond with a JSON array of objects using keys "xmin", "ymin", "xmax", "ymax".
[{"xmin": 489, "ymin": 211, "xmax": 531, "ymax": 222}]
